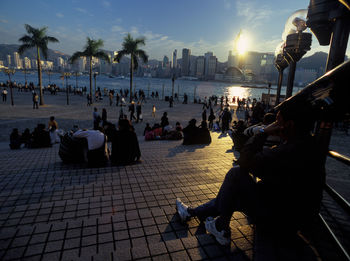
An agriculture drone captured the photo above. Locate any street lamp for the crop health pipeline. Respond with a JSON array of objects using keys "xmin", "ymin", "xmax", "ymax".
[
  {"xmin": 3, "ymin": 68, "xmax": 16, "ymax": 106},
  {"xmin": 282, "ymin": 10, "xmax": 312, "ymax": 98},
  {"xmin": 306, "ymin": 0, "xmax": 350, "ymax": 167},
  {"xmin": 274, "ymin": 41, "xmax": 289, "ymax": 105},
  {"xmin": 61, "ymin": 72, "xmax": 71, "ymax": 105}
]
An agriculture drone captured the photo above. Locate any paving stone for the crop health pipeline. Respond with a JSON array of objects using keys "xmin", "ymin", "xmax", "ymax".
[{"xmin": 131, "ymin": 246, "xmax": 150, "ymax": 259}]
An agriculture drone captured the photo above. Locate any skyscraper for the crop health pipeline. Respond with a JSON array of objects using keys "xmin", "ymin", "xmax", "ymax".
[
  {"xmin": 7, "ymin": 55, "xmax": 11, "ymax": 68},
  {"xmin": 204, "ymin": 52, "xmax": 213, "ymax": 76},
  {"xmin": 13, "ymin": 52, "xmax": 21, "ymax": 69},
  {"xmin": 196, "ymin": 56, "xmax": 205, "ymax": 77},
  {"xmin": 228, "ymin": 51, "xmax": 236, "ymax": 68},
  {"xmin": 163, "ymin": 55, "xmax": 169, "ymax": 68},
  {"xmin": 182, "ymin": 48, "xmax": 191, "ymax": 76},
  {"xmin": 24, "ymin": 57, "xmax": 31, "ymax": 69},
  {"xmin": 172, "ymin": 49, "xmax": 177, "ymax": 69}
]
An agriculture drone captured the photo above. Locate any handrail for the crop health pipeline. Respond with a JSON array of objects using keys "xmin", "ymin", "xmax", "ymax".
[
  {"xmin": 318, "ymin": 213, "xmax": 350, "ymax": 260},
  {"xmin": 324, "ymin": 182, "xmax": 350, "ymax": 215},
  {"xmin": 328, "ymin": 150, "xmax": 350, "ymax": 166}
]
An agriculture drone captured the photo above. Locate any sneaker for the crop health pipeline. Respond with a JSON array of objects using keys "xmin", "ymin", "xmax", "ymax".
[
  {"xmin": 205, "ymin": 217, "xmax": 231, "ymax": 246},
  {"xmin": 176, "ymin": 198, "xmax": 191, "ymax": 222}
]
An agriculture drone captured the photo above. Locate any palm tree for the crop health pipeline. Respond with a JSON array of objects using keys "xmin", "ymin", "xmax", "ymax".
[
  {"xmin": 115, "ymin": 33, "xmax": 148, "ymax": 102},
  {"xmin": 18, "ymin": 24, "xmax": 59, "ymax": 105},
  {"xmin": 69, "ymin": 37, "xmax": 110, "ymax": 100}
]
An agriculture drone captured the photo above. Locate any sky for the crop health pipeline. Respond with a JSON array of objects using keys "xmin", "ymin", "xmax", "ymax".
[{"xmin": 0, "ymin": 0, "xmax": 347, "ymax": 62}]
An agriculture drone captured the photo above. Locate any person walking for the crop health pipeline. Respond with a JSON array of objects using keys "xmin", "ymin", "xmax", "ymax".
[
  {"xmin": 33, "ymin": 92, "xmax": 39, "ymax": 109},
  {"xmin": 136, "ymin": 102, "xmax": 142, "ymax": 123},
  {"xmin": 2, "ymin": 89, "xmax": 8, "ymax": 102},
  {"xmin": 93, "ymin": 107, "xmax": 101, "ymax": 130},
  {"xmin": 128, "ymin": 101, "xmax": 136, "ymax": 122},
  {"xmin": 152, "ymin": 105, "xmax": 156, "ymax": 119},
  {"xmin": 109, "ymin": 91, "xmax": 114, "ymax": 106}
]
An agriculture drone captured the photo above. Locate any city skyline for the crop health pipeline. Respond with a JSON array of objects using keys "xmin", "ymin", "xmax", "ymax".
[{"xmin": 2, "ymin": 0, "xmax": 348, "ymax": 62}]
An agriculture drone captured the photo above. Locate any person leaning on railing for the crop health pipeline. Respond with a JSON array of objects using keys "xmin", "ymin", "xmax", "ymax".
[{"xmin": 176, "ymin": 97, "xmax": 323, "ymax": 246}]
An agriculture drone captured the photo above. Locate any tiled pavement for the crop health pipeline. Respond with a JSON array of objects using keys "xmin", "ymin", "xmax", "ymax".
[{"xmin": 0, "ymin": 132, "xmax": 347, "ymax": 261}]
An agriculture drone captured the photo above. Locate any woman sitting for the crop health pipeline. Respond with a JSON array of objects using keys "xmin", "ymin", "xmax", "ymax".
[
  {"xmin": 111, "ymin": 119, "xmax": 141, "ymax": 165},
  {"xmin": 9, "ymin": 128, "xmax": 21, "ymax": 149},
  {"xmin": 30, "ymin": 124, "xmax": 51, "ymax": 148},
  {"xmin": 183, "ymin": 119, "xmax": 211, "ymax": 145}
]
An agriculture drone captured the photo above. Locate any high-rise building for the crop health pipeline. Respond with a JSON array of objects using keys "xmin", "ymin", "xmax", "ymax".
[
  {"xmin": 189, "ymin": 55, "xmax": 197, "ymax": 76},
  {"xmin": 204, "ymin": 52, "xmax": 213, "ymax": 76},
  {"xmin": 13, "ymin": 52, "xmax": 21, "ymax": 69},
  {"xmin": 196, "ymin": 56, "xmax": 205, "ymax": 77},
  {"xmin": 207, "ymin": 56, "xmax": 217, "ymax": 79},
  {"xmin": 182, "ymin": 48, "xmax": 191, "ymax": 76},
  {"xmin": 24, "ymin": 57, "xmax": 31, "ymax": 69},
  {"xmin": 77, "ymin": 57, "xmax": 87, "ymax": 72},
  {"xmin": 228, "ymin": 51, "xmax": 237, "ymax": 68},
  {"xmin": 163, "ymin": 55, "xmax": 169, "ymax": 68},
  {"xmin": 7, "ymin": 55, "xmax": 11, "ymax": 68},
  {"xmin": 172, "ymin": 49, "xmax": 177, "ymax": 69}
]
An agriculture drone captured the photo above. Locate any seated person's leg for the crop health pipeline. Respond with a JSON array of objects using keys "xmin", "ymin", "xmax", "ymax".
[{"xmin": 176, "ymin": 166, "xmax": 258, "ymax": 245}]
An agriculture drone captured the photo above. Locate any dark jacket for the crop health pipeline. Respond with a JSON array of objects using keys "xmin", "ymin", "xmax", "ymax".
[
  {"xmin": 111, "ymin": 130, "xmax": 141, "ymax": 165},
  {"xmin": 237, "ymin": 133, "xmax": 323, "ymax": 225}
]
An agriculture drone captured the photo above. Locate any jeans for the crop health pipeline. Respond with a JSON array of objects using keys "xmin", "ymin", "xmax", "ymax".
[{"xmin": 191, "ymin": 166, "xmax": 259, "ymax": 228}]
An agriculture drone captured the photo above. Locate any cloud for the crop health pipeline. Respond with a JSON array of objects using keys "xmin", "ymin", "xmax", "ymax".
[
  {"xmin": 111, "ymin": 25, "xmax": 123, "ymax": 32},
  {"xmin": 235, "ymin": 0, "xmax": 273, "ymax": 29},
  {"xmin": 56, "ymin": 13, "xmax": 64, "ymax": 18},
  {"xmin": 102, "ymin": 1, "xmax": 111, "ymax": 7},
  {"xmin": 130, "ymin": 26, "xmax": 139, "ymax": 36},
  {"xmin": 74, "ymin": 7, "xmax": 94, "ymax": 17},
  {"xmin": 223, "ymin": 0, "xmax": 231, "ymax": 10},
  {"xmin": 0, "ymin": 19, "xmax": 8, "ymax": 23},
  {"xmin": 75, "ymin": 8, "xmax": 87, "ymax": 14}
]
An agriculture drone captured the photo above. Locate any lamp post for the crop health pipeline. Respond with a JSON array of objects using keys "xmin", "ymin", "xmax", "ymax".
[
  {"xmin": 171, "ymin": 74, "xmax": 175, "ymax": 99},
  {"xmin": 61, "ymin": 72, "xmax": 71, "ymax": 105},
  {"xmin": 73, "ymin": 72, "xmax": 80, "ymax": 93},
  {"xmin": 283, "ymin": 10, "xmax": 312, "ymax": 98},
  {"xmin": 306, "ymin": 0, "xmax": 350, "ymax": 167},
  {"xmin": 274, "ymin": 42, "xmax": 289, "ymax": 105},
  {"xmin": 3, "ymin": 68, "xmax": 16, "ymax": 106}
]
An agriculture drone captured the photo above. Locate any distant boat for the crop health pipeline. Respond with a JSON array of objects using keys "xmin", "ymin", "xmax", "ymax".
[{"xmin": 115, "ymin": 76, "xmax": 125, "ymax": 80}]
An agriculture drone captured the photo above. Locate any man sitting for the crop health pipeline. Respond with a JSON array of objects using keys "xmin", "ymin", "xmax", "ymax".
[{"xmin": 176, "ymin": 99, "xmax": 323, "ymax": 246}]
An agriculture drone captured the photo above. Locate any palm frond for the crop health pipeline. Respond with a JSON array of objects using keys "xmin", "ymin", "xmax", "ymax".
[
  {"xmin": 18, "ymin": 44, "xmax": 34, "ymax": 55},
  {"xmin": 134, "ymin": 49, "xmax": 148, "ymax": 64},
  {"xmin": 134, "ymin": 37, "xmax": 146, "ymax": 46},
  {"xmin": 114, "ymin": 50, "xmax": 128, "ymax": 62},
  {"xmin": 18, "ymin": 35, "xmax": 33, "ymax": 44},
  {"xmin": 44, "ymin": 36, "xmax": 59, "ymax": 43},
  {"xmin": 69, "ymin": 51, "xmax": 85, "ymax": 63},
  {"xmin": 95, "ymin": 51, "xmax": 110, "ymax": 63}
]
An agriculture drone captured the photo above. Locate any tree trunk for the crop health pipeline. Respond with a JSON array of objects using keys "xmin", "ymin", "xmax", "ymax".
[
  {"xmin": 9, "ymin": 75, "xmax": 14, "ymax": 106},
  {"xmin": 89, "ymin": 57, "xmax": 93, "ymax": 102},
  {"xmin": 37, "ymin": 47, "xmax": 44, "ymax": 105},
  {"xmin": 130, "ymin": 55, "xmax": 133, "ymax": 102}
]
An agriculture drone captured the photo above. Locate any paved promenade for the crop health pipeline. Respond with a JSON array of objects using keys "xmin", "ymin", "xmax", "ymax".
[{"xmin": 0, "ymin": 91, "xmax": 349, "ymax": 260}]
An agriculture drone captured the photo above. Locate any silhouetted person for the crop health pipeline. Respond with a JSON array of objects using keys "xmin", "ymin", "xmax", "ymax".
[
  {"xmin": 176, "ymin": 99, "xmax": 323, "ymax": 246},
  {"xmin": 9, "ymin": 128, "xmax": 21, "ymax": 149},
  {"xmin": 111, "ymin": 119, "xmax": 141, "ymax": 165}
]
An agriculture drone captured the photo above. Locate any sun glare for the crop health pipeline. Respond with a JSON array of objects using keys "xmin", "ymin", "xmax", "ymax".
[{"xmin": 236, "ymin": 32, "xmax": 250, "ymax": 55}]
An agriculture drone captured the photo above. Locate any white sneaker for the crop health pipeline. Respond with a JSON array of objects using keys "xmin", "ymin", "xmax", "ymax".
[
  {"xmin": 176, "ymin": 198, "xmax": 191, "ymax": 222},
  {"xmin": 205, "ymin": 217, "xmax": 231, "ymax": 246}
]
